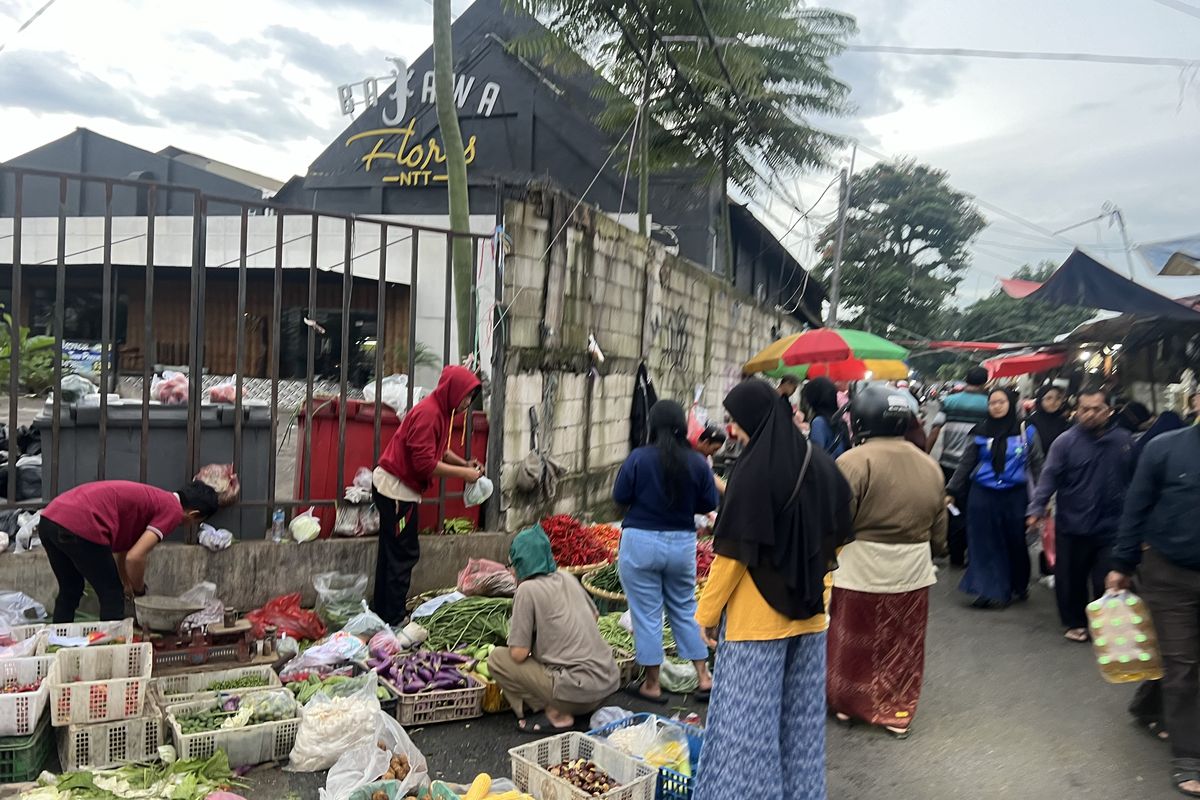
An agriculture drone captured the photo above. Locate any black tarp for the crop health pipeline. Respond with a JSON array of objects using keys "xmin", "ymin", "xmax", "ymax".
[{"xmin": 1026, "ymin": 249, "xmax": 1200, "ymax": 320}]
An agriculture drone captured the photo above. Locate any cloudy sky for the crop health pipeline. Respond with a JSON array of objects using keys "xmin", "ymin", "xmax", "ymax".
[{"xmin": 1, "ymin": 0, "xmax": 1196, "ymax": 308}]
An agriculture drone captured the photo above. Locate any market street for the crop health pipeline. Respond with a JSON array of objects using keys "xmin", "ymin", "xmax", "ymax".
[{"xmin": 240, "ymin": 568, "xmax": 1168, "ymax": 800}]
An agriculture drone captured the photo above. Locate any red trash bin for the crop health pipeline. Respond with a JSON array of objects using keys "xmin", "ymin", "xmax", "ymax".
[{"xmin": 296, "ymin": 398, "xmax": 488, "ymax": 536}]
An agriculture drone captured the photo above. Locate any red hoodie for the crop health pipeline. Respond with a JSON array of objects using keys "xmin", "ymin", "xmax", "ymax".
[{"xmin": 377, "ymin": 366, "xmax": 481, "ymax": 493}]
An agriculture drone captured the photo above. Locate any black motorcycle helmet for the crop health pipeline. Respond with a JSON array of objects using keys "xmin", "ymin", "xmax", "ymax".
[{"xmin": 850, "ymin": 384, "xmax": 915, "ymax": 442}]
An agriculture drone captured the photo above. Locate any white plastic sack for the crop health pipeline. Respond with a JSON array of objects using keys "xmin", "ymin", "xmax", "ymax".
[
  {"xmin": 59, "ymin": 373, "xmax": 97, "ymax": 402},
  {"xmin": 290, "ymin": 507, "xmax": 321, "ymax": 543},
  {"xmin": 411, "ymin": 591, "xmax": 464, "ymax": 619},
  {"xmin": 320, "ymin": 710, "xmax": 428, "ymax": 800},
  {"xmin": 14, "ymin": 511, "xmax": 40, "ymax": 553},
  {"xmin": 463, "ymin": 476, "xmax": 493, "ymax": 507},
  {"xmin": 589, "ymin": 706, "xmax": 633, "ymax": 731},
  {"xmin": 279, "ymin": 631, "xmax": 369, "ymax": 680},
  {"xmin": 0, "ymin": 591, "xmax": 47, "ymax": 626},
  {"xmin": 198, "ymin": 523, "xmax": 234, "ymax": 552},
  {"xmin": 178, "ymin": 582, "xmax": 218, "ymax": 606},
  {"xmin": 0, "ymin": 630, "xmax": 44, "ymax": 659},
  {"xmin": 660, "ymin": 660, "xmax": 699, "ymax": 694},
  {"xmin": 287, "ymin": 673, "xmax": 381, "ymax": 773},
  {"xmin": 363, "ymin": 374, "xmax": 409, "ymax": 414}
]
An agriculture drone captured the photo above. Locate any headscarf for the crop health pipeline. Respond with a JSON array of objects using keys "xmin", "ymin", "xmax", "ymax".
[
  {"xmin": 510, "ymin": 525, "xmax": 557, "ymax": 581},
  {"xmin": 801, "ymin": 377, "xmax": 839, "ymax": 418},
  {"xmin": 1028, "ymin": 386, "xmax": 1070, "ymax": 451},
  {"xmin": 973, "ymin": 388, "xmax": 1022, "ymax": 477},
  {"xmin": 713, "ymin": 379, "xmax": 854, "ymax": 620}
]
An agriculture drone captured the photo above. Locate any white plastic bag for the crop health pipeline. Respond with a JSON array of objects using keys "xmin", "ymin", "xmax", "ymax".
[
  {"xmin": 198, "ymin": 523, "xmax": 234, "ymax": 552},
  {"xmin": 353, "ymin": 467, "xmax": 373, "ymax": 490},
  {"xmin": 206, "ymin": 378, "xmax": 240, "ymax": 404},
  {"xmin": 279, "ymin": 631, "xmax": 369, "ymax": 680},
  {"xmin": 0, "ymin": 591, "xmax": 47, "ymax": 626},
  {"xmin": 287, "ymin": 673, "xmax": 381, "ymax": 773},
  {"xmin": 363, "ymin": 374, "xmax": 409, "ymax": 414},
  {"xmin": 320, "ymin": 710, "xmax": 428, "ymax": 800},
  {"xmin": 290, "ymin": 507, "xmax": 321, "ymax": 542},
  {"xmin": 178, "ymin": 582, "xmax": 218, "ymax": 606},
  {"xmin": 14, "ymin": 511, "xmax": 40, "ymax": 553},
  {"xmin": 660, "ymin": 660, "xmax": 699, "ymax": 694},
  {"xmin": 151, "ymin": 370, "xmax": 189, "ymax": 405},
  {"xmin": 314, "ymin": 572, "xmax": 369, "ymax": 629},
  {"xmin": 0, "ymin": 630, "xmax": 45, "ymax": 659},
  {"xmin": 463, "ymin": 476, "xmax": 493, "ymax": 507},
  {"xmin": 59, "ymin": 373, "xmax": 97, "ymax": 402}
]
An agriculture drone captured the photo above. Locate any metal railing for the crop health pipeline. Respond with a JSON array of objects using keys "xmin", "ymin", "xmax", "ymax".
[{"xmin": 0, "ymin": 165, "xmax": 499, "ymax": 537}]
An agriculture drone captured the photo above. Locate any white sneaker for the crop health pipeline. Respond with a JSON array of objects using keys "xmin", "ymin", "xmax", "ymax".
[{"xmin": 1038, "ymin": 576, "xmax": 1055, "ymax": 590}]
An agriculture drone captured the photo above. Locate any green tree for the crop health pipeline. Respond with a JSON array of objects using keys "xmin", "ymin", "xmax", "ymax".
[
  {"xmin": 433, "ymin": 0, "xmax": 474, "ymax": 360},
  {"xmin": 507, "ymin": 0, "xmax": 854, "ymax": 267},
  {"xmin": 816, "ymin": 160, "xmax": 986, "ymax": 336}
]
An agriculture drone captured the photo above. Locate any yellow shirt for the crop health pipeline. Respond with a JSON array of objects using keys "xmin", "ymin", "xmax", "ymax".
[{"xmin": 695, "ymin": 554, "xmax": 830, "ymax": 641}]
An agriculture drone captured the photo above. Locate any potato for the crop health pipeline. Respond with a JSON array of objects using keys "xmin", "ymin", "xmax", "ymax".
[{"xmin": 372, "ymin": 792, "xmax": 388, "ymax": 800}]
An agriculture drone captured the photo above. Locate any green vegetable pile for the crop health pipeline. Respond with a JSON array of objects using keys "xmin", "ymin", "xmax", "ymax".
[
  {"xmin": 587, "ymin": 562, "xmax": 623, "ymax": 594},
  {"xmin": 597, "ymin": 612, "xmax": 675, "ymax": 654},
  {"xmin": 203, "ymin": 674, "xmax": 270, "ymax": 692},
  {"xmin": 21, "ymin": 751, "xmax": 239, "ymax": 799},
  {"xmin": 285, "ymin": 673, "xmax": 391, "ymax": 705},
  {"xmin": 416, "ymin": 597, "xmax": 512, "ymax": 651},
  {"xmin": 175, "ymin": 692, "xmax": 297, "ymax": 735},
  {"xmin": 175, "ymin": 708, "xmax": 229, "ymax": 735}
]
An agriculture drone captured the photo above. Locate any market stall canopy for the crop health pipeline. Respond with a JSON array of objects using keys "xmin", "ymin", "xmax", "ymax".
[
  {"xmin": 767, "ymin": 358, "xmax": 909, "ymax": 382},
  {"xmin": 743, "ymin": 328, "xmax": 908, "ymax": 375},
  {"xmin": 984, "ymin": 350, "xmax": 1068, "ymax": 379},
  {"xmin": 1137, "ymin": 235, "xmax": 1200, "ymax": 276},
  {"xmin": 921, "ymin": 340, "xmax": 1010, "ymax": 351},
  {"xmin": 1000, "ymin": 249, "xmax": 1200, "ymax": 320}
]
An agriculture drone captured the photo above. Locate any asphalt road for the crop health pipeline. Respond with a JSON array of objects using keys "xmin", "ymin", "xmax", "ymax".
[{"xmin": 241, "ymin": 567, "xmax": 1174, "ymax": 800}]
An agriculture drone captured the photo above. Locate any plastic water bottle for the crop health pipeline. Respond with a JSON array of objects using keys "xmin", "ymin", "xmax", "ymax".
[{"xmin": 270, "ymin": 509, "xmax": 286, "ymax": 544}]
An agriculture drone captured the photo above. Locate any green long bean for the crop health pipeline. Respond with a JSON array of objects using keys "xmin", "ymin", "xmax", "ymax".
[{"xmin": 417, "ymin": 597, "xmax": 513, "ymax": 651}]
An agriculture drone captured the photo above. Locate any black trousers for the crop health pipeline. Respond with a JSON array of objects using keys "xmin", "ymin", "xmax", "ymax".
[
  {"xmin": 371, "ymin": 487, "xmax": 421, "ymax": 626},
  {"xmin": 942, "ymin": 465, "xmax": 968, "ymax": 566},
  {"xmin": 1138, "ymin": 549, "xmax": 1200, "ymax": 770},
  {"xmin": 39, "ymin": 518, "xmax": 126, "ymax": 622},
  {"xmin": 1054, "ymin": 532, "xmax": 1111, "ymax": 629}
]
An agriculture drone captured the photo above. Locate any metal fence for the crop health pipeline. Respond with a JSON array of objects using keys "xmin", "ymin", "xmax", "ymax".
[{"xmin": 0, "ymin": 165, "xmax": 500, "ymax": 538}]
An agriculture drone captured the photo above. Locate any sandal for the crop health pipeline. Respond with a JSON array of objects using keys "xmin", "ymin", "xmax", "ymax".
[
  {"xmin": 1064, "ymin": 628, "xmax": 1090, "ymax": 643},
  {"xmin": 885, "ymin": 725, "xmax": 910, "ymax": 740},
  {"xmin": 1141, "ymin": 720, "xmax": 1170, "ymax": 741},
  {"xmin": 515, "ymin": 713, "xmax": 582, "ymax": 735},
  {"xmin": 1174, "ymin": 770, "xmax": 1200, "ymax": 797},
  {"xmin": 623, "ymin": 683, "xmax": 669, "ymax": 706}
]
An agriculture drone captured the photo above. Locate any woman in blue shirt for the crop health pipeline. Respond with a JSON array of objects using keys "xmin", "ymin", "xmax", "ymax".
[
  {"xmin": 947, "ymin": 388, "xmax": 1042, "ymax": 608},
  {"xmin": 613, "ymin": 400, "xmax": 718, "ymax": 702},
  {"xmin": 802, "ymin": 377, "xmax": 850, "ymax": 458}
]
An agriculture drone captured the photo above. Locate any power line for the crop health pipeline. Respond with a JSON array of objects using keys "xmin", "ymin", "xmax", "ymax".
[
  {"xmin": 844, "ymin": 44, "xmax": 1197, "ymax": 69},
  {"xmin": 1149, "ymin": 0, "xmax": 1200, "ymax": 21},
  {"xmin": 0, "ymin": 0, "xmax": 58, "ymax": 54}
]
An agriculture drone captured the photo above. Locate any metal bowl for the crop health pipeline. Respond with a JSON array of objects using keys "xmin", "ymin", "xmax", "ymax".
[{"xmin": 134, "ymin": 595, "xmax": 207, "ymax": 632}]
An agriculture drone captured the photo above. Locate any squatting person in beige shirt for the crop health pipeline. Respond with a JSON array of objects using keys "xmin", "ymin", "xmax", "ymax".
[{"xmin": 826, "ymin": 384, "xmax": 948, "ymax": 739}]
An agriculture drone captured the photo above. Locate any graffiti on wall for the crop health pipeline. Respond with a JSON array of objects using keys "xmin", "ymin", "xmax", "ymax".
[{"xmin": 655, "ymin": 305, "xmax": 692, "ymax": 375}]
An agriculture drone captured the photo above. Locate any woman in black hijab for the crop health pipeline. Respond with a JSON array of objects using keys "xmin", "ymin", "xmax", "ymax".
[
  {"xmin": 947, "ymin": 388, "xmax": 1042, "ymax": 608},
  {"xmin": 1028, "ymin": 385, "xmax": 1071, "ymax": 459},
  {"xmin": 693, "ymin": 379, "xmax": 852, "ymax": 800},
  {"xmin": 801, "ymin": 377, "xmax": 851, "ymax": 458}
]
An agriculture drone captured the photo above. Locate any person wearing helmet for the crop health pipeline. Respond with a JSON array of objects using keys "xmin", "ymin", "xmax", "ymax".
[{"xmin": 827, "ymin": 385, "xmax": 947, "ymax": 739}]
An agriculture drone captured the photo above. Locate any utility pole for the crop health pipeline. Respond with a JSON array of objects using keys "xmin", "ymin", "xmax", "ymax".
[
  {"xmin": 827, "ymin": 142, "xmax": 856, "ymax": 327},
  {"xmin": 637, "ymin": 33, "xmax": 654, "ymax": 237},
  {"xmin": 1103, "ymin": 201, "xmax": 1137, "ymax": 280}
]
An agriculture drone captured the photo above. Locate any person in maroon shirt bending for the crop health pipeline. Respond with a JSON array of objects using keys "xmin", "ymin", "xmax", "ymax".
[{"xmin": 40, "ymin": 480, "xmax": 219, "ymax": 622}]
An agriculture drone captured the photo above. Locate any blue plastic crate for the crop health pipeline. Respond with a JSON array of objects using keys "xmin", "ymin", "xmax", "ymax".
[{"xmin": 589, "ymin": 712, "xmax": 704, "ymax": 800}]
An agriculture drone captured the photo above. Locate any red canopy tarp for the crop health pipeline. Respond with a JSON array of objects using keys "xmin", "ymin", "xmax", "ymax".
[
  {"xmin": 984, "ymin": 350, "xmax": 1068, "ymax": 378},
  {"xmin": 1000, "ymin": 278, "xmax": 1044, "ymax": 299},
  {"xmin": 922, "ymin": 340, "xmax": 1010, "ymax": 351}
]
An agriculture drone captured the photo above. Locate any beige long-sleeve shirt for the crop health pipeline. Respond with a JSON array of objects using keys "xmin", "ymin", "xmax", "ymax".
[{"xmin": 833, "ymin": 437, "xmax": 948, "ymax": 594}]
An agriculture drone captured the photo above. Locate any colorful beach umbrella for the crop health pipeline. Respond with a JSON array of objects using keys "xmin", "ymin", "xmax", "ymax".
[
  {"xmin": 766, "ymin": 358, "xmax": 910, "ymax": 382},
  {"xmin": 743, "ymin": 328, "xmax": 909, "ymax": 376}
]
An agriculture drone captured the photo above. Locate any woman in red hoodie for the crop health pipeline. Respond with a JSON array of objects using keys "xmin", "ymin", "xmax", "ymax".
[{"xmin": 372, "ymin": 365, "xmax": 483, "ymax": 623}]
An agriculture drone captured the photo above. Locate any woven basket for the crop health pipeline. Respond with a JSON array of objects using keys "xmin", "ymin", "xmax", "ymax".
[
  {"xmin": 562, "ymin": 561, "xmax": 610, "ymax": 576},
  {"xmin": 582, "ymin": 571, "xmax": 626, "ymax": 604}
]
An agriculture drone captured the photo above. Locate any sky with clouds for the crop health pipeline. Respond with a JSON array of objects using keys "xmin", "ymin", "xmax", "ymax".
[{"xmin": 0, "ymin": 0, "xmax": 1196, "ymax": 308}]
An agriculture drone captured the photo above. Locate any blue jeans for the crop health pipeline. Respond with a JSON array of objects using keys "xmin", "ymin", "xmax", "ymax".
[{"xmin": 618, "ymin": 527, "xmax": 709, "ymax": 665}]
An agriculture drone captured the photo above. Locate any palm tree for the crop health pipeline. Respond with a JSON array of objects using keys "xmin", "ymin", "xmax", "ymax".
[{"xmin": 507, "ymin": 0, "xmax": 855, "ymax": 272}]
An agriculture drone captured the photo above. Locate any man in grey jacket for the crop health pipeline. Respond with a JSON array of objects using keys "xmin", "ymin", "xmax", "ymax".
[
  {"xmin": 1027, "ymin": 388, "xmax": 1133, "ymax": 642},
  {"xmin": 1108, "ymin": 425, "xmax": 1200, "ymax": 797}
]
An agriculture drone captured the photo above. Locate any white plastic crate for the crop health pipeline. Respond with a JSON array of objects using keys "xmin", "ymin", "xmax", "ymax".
[
  {"xmin": 56, "ymin": 712, "xmax": 165, "ymax": 771},
  {"xmin": 12, "ymin": 619, "xmax": 135, "ymax": 650},
  {"xmin": 152, "ymin": 664, "xmax": 282, "ymax": 707},
  {"xmin": 0, "ymin": 656, "xmax": 53, "ymax": 736},
  {"xmin": 165, "ymin": 689, "xmax": 299, "ymax": 768},
  {"xmin": 48, "ymin": 643, "xmax": 153, "ymax": 726},
  {"xmin": 510, "ymin": 732, "xmax": 657, "ymax": 800}
]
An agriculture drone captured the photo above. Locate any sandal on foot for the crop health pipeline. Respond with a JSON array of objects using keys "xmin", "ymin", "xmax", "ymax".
[
  {"xmin": 885, "ymin": 725, "xmax": 910, "ymax": 740},
  {"xmin": 516, "ymin": 713, "xmax": 580, "ymax": 735},
  {"xmin": 623, "ymin": 683, "xmax": 668, "ymax": 705},
  {"xmin": 1064, "ymin": 628, "xmax": 1090, "ymax": 643},
  {"xmin": 1174, "ymin": 771, "xmax": 1200, "ymax": 797},
  {"xmin": 832, "ymin": 712, "xmax": 854, "ymax": 727}
]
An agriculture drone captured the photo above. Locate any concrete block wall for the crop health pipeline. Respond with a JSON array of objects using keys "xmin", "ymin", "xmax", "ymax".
[{"xmin": 498, "ymin": 192, "xmax": 803, "ymax": 530}]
